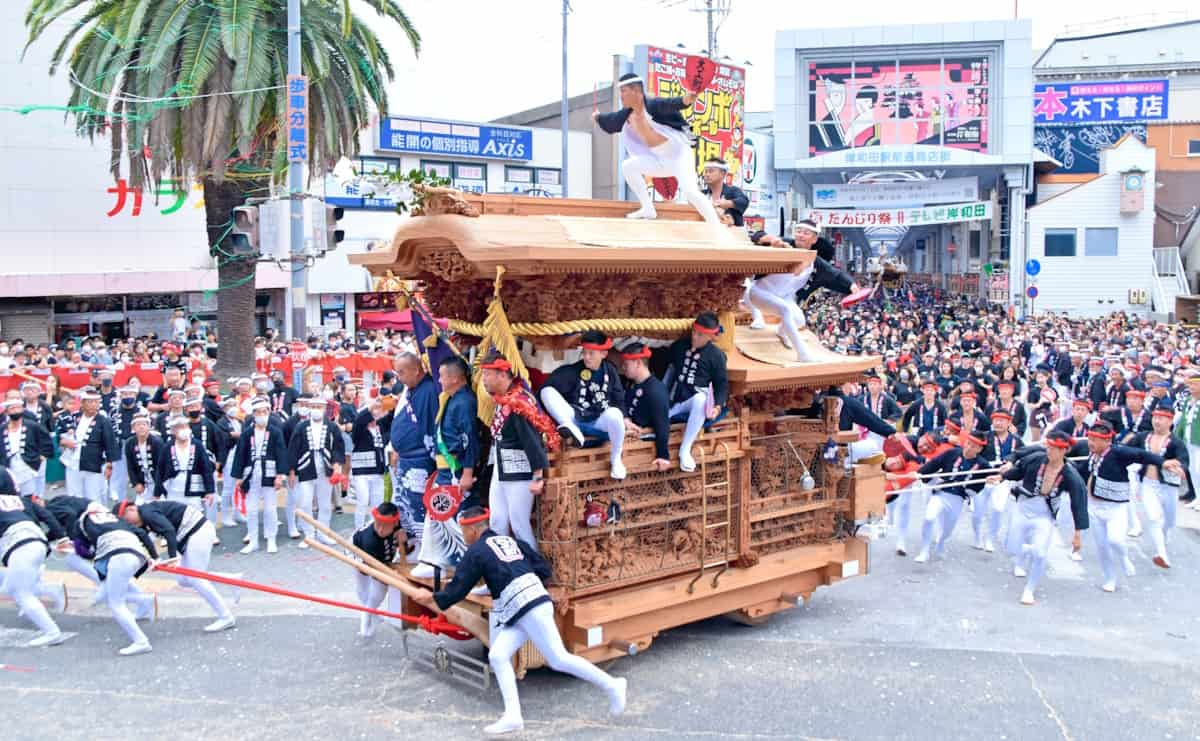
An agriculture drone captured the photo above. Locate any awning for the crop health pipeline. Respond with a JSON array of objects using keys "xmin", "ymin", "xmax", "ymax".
[{"xmin": 356, "ymin": 310, "xmax": 413, "ymax": 331}]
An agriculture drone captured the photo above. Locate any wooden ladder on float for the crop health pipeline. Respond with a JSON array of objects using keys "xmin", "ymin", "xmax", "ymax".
[{"xmin": 688, "ymin": 441, "xmax": 733, "ymax": 594}]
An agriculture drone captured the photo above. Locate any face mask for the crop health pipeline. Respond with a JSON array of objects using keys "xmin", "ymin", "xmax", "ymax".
[
  {"xmin": 187, "ymin": 409, "xmax": 201, "ymax": 419},
  {"xmin": 226, "ymin": 409, "xmax": 238, "ymax": 418},
  {"xmin": 122, "ymin": 398, "xmax": 136, "ymax": 407},
  {"xmin": 255, "ymin": 382, "xmax": 270, "ymax": 392},
  {"xmin": 8, "ymin": 412, "xmax": 23, "ymax": 421},
  {"xmin": 254, "ymin": 414, "xmax": 269, "ymax": 427},
  {"xmin": 296, "ymin": 408, "xmax": 311, "ymax": 419},
  {"xmin": 101, "ymin": 379, "xmax": 112, "ymax": 387},
  {"xmin": 273, "ymin": 379, "xmax": 284, "ymax": 388},
  {"xmin": 322, "ymin": 389, "xmax": 334, "ymax": 400},
  {"xmin": 176, "ymin": 429, "xmax": 192, "ymax": 442},
  {"xmin": 335, "ymin": 374, "xmax": 348, "ymax": 383}
]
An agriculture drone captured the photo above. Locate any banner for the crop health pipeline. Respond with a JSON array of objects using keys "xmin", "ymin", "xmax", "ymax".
[
  {"xmin": 645, "ymin": 46, "xmax": 746, "ymax": 177},
  {"xmin": 1034, "ymin": 80, "xmax": 1168, "ymax": 125},
  {"xmin": 807, "ymin": 201, "xmax": 992, "ymax": 228},
  {"xmin": 812, "ymin": 177, "xmax": 979, "ymax": 208},
  {"xmin": 1032, "ymin": 124, "xmax": 1147, "ymax": 175}
]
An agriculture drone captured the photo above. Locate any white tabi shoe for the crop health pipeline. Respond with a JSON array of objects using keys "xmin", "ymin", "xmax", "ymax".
[
  {"xmin": 28, "ymin": 630, "xmax": 70, "ymax": 647},
  {"xmin": 1013, "ymin": 564, "xmax": 1028, "ymax": 578},
  {"xmin": 610, "ymin": 461, "xmax": 627, "ymax": 481},
  {"xmin": 895, "ymin": 540, "xmax": 907, "ymax": 557},
  {"xmin": 1127, "ymin": 526, "xmax": 1143, "ymax": 538},
  {"xmin": 1019, "ymin": 588, "xmax": 1036, "ymax": 606},
  {"xmin": 983, "ymin": 539, "xmax": 995, "ymax": 553},
  {"xmin": 410, "ymin": 562, "xmax": 436, "ymax": 579},
  {"xmin": 749, "ymin": 318, "xmax": 766, "ymax": 330},
  {"xmin": 972, "ymin": 537, "xmax": 985, "ymax": 551},
  {"xmin": 288, "ymin": 530, "xmax": 302, "ymax": 539},
  {"xmin": 624, "ymin": 206, "xmax": 657, "ymax": 220},
  {"xmin": 483, "ymin": 715, "xmax": 525, "ymax": 736},
  {"xmin": 119, "ymin": 641, "xmax": 153, "ymax": 657},
  {"xmin": 239, "ymin": 542, "xmax": 259, "ymax": 555},
  {"xmin": 204, "ymin": 615, "xmax": 236, "ymax": 633},
  {"xmin": 266, "ymin": 539, "xmax": 278, "ymax": 554},
  {"xmin": 297, "ymin": 539, "xmax": 309, "ymax": 550},
  {"xmin": 913, "ymin": 550, "xmax": 929, "ymax": 564},
  {"xmin": 679, "ymin": 448, "xmax": 697, "ymax": 473},
  {"xmin": 1101, "ymin": 581, "xmax": 1117, "ymax": 593},
  {"xmin": 608, "ymin": 677, "xmax": 628, "ymax": 716},
  {"xmin": 1069, "ymin": 550, "xmax": 1084, "ymax": 562},
  {"xmin": 242, "ymin": 535, "xmax": 252, "ymax": 545}
]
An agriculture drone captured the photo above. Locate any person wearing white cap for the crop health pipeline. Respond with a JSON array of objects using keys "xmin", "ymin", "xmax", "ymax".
[
  {"xmin": 0, "ymin": 396, "xmax": 53, "ymax": 497},
  {"xmin": 155, "ymin": 416, "xmax": 216, "ymax": 508},
  {"xmin": 20, "ymin": 382, "xmax": 53, "ymax": 497},
  {"xmin": 349, "ymin": 397, "xmax": 389, "ymax": 530},
  {"xmin": 288, "ymin": 397, "xmax": 345, "ymax": 546},
  {"xmin": 154, "ymin": 388, "xmax": 187, "ymax": 438},
  {"xmin": 217, "ymin": 397, "xmax": 245, "ymax": 528},
  {"xmin": 232, "ymin": 398, "xmax": 288, "ymax": 554},
  {"xmin": 123, "ymin": 411, "xmax": 164, "ymax": 504},
  {"xmin": 59, "ymin": 387, "xmax": 120, "ymax": 504},
  {"xmin": 592, "ymin": 73, "xmax": 721, "ymax": 224}
]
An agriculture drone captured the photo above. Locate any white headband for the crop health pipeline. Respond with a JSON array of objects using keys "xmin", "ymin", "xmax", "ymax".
[
  {"xmin": 618, "ymin": 76, "xmax": 643, "ymax": 87},
  {"xmin": 795, "ymin": 222, "xmax": 821, "ymax": 235},
  {"xmin": 704, "ymin": 161, "xmax": 729, "ymax": 171}
]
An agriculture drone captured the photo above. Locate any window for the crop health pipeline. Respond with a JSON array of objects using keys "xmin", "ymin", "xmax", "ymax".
[
  {"xmin": 969, "ymin": 230, "xmax": 981, "ymax": 260},
  {"xmin": 1188, "ymin": 139, "xmax": 1200, "ymax": 156},
  {"xmin": 1085, "ymin": 227, "xmax": 1118, "ymax": 257},
  {"xmin": 1044, "ymin": 229, "xmax": 1077, "ymax": 257},
  {"xmin": 420, "ymin": 160, "xmax": 452, "ymax": 179}
]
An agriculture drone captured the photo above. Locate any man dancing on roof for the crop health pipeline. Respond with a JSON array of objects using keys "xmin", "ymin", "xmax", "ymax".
[{"xmin": 592, "ymin": 72, "xmax": 721, "ymax": 224}]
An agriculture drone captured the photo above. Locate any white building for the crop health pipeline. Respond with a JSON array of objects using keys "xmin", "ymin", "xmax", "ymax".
[{"xmin": 1026, "ymin": 135, "xmax": 1157, "ymax": 317}]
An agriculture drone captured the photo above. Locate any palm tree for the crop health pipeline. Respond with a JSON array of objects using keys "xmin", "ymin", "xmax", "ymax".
[{"xmin": 24, "ymin": 0, "xmax": 420, "ymax": 378}]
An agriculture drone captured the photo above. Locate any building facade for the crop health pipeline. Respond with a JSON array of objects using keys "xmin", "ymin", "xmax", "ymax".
[
  {"xmin": 1033, "ymin": 19, "xmax": 1200, "ymax": 316},
  {"xmin": 772, "ymin": 21, "xmax": 1034, "ymax": 305}
]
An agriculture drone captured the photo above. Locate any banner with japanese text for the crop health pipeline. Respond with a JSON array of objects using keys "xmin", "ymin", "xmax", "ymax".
[
  {"xmin": 807, "ymin": 201, "xmax": 992, "ymax": 228},
  {"xmin": 1034, "ymin": 80, "xmax": 1168, "ymax": 125},
  {"xmin": 645, "ymin": 46, "xmax": 746, "ymax": 178}
]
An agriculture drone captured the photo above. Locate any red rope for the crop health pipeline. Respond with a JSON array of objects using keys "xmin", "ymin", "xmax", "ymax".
[{"xmin": 154, "ymin": 562, "xmax": 473, "ymax": 640}]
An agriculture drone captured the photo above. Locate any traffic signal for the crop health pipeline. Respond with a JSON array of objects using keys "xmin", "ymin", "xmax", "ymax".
[
  {"xmin": 325, "ymin": 204, "xmax": 344, "ymax": 252},
  {"xmin": 229, "ymin": 205, "xmax": 260, "ymax": 255}
]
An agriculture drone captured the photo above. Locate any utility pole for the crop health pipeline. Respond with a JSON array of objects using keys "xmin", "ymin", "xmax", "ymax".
[
  {"xmin": 706, "ymin": 0, "xmax": 716, "ymax": 57},
  {"xmin": 286, "ymin": 0, "xmax": 306, "ymax": 342},
  {"xmin": 691, "ymin": 0, "xmax": 727, "ymax": 57},
  {"xmin": 561, "ymin": 0, "xmax": 570, "ymax": 196}
]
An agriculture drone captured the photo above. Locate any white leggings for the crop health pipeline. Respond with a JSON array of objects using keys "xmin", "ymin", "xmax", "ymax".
[
  {"xmin": 1089, "ymin": 498, "xmax": 1130, "ymax": 587},
  {"xmin": 244, "ymin": 482, "xmax": 279, "ymax": 544},
  {"xmin": 971, "ymin": 482, "xmax": 1010, "ymax": 545},
  {"xmin": 354, "ymin": 571, "xmax": 389, "ymax": 635},
  {"xmin": 297, "ymin": 478, "xmax": 334, "ymax": 540},
  {"xmin": 668, "ymin": 392, "xmax": 708, "ymax": 461},
  {"xmin": 622, "ymin": 143, "xmax": 721, "ymax": 224},
  {"xmin": 104, "ymin": 553, "xmax": 151, "ymax": 645},
  {"xmin": 351, "ymin": 475, "xmax": 386, "ymax": 530},
  {"xmin": 886, "ymin": 485, "xmax": 915, "ymax": 541},
  {"xmin": 489, "ymin": 602, "xmax": 617, "ymax": 721},
  {"xmin": 1006, "ymin": 496, "xmax": 1057, "ymax": 592},
  {"xmin": 489, "ymin": 476, "xmax": 537, "ymax": 551},
  {"xmin": 920, "ymin": 491, "xmax": 967, "ymax": 555},
  {"xmin": 1142, "ymin": 479, "xmax": 1178, "ymax": 560},
  {"xmin": 746, "ymin": 285, "xmax": 811, "ymax": 362},
  {"xmin": 539, "ymin": 387, "xmax": 625, "ymax": 467},
  {"xmin": 178, "ymin": 523, "xmax": 232, "ymax": 619},
  {"xmin": 2, "ymin": 542, "xmax": 59, "ymax": 635}
]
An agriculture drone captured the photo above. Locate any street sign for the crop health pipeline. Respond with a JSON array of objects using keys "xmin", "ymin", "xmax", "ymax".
[
  {"xmin": 1026, "ymin": 286, "xmax": 1039, "ymax": 299},
  {"xmin": 1025, "ymin": 259, "xmax": 1041, "ymax": 277}
]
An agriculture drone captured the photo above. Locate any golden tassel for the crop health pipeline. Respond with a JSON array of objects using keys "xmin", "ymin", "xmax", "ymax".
[
  {"xmin": 715, "ymin": 309, "xmax": 737, "ymax": 355},
  {"xmin": 473, "ymin": 265, "xmax": 531, "ymax": 425}
]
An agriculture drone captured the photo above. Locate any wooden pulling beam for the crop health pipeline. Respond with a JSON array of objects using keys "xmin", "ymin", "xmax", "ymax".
[{"xmin": 295, "ymin": 511, "xmax": 487, "ymax": 638}]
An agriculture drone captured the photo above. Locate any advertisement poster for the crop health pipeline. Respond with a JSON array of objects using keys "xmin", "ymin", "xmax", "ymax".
[
  {"xmin": 1033, "ymin": 124, "xmax": 1148, "ymax": 174},
  {"xmin": 645, "ymin": 46, "xmax": 746, "ymax": 178},
  {"xmin": 808, "ymin": 57, "xmax": 990, "ymax": 154}
]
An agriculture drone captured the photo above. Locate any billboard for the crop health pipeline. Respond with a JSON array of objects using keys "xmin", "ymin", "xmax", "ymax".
[
  {"xmin": 1033, "ymin": 80, "xmax": 1168, "ymax": 125},
  {"xmin": 808, "ymin": 57, "xmax": 990, "ymax": 154},
  {"xmin": 645, "ymin": 46, "xmax": 746, "ymax": 178},
  {"xmin": 812, "ymin": 177, "xmax": 979, "ymax": 208},
  {"xmin": 378, "ymin": 117, "xmax": 532, "ymax": 161},
  {"xmin": 1033, "ymin": 124, "xmax": 1148, "ymax": 175}
]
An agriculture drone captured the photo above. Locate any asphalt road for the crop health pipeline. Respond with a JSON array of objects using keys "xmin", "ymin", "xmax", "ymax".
[{"xmin": 3, "ymin": 500, "xmax": 1200, "ymax": 740}]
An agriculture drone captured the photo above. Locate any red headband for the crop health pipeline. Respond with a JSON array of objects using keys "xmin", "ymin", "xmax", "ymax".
[
  {"xmin": 997, "ymin": 382, "xmax": 1015, "ymax": 390},
  {"xmin": 1045, "ymin": 436, "xmax": 1072, "ymax": 450},
  {"xmin": 117, "ymin": 501, "xmax": 132, "ymax": 519},
  {"xmin": 692, "ymin": 322, "xmax": 719, "ymax": 335},
  {"xmin": 580, "ymin": 339, "xmax": 613, "ymax": 351},
  {"xmin": 1087, "ymin": 428, "xmax": 1114, "ymax": 440},
  {"xmin": 964, "ymin": 434, "xmax": 986, "ymax": 447},
  {"xmin": 991, "ymin": 411, "xmax": 1012, "ymax": 421},
  {"xmin": 944, "ymin": 421, "xmax": 961, "ymax": 432},
  {"xmin": 959, "ymin": 391, "xmax": 976, "ymax": 400},
  {"xmin": 1072, "ymin": 399, "xmax": 1092, "ymax": 410},
  {"xmin": 459, "ymin": 508, "xmax": 491, "ymax": 526},
  {"xmin": 621, "ymin": 347, "xmax": 652, "ymax": 361},
  {"xmin": 1152, "ymin": 408, "xmax": 1175, "ymax": 418},
  {"xmin": 371, "ymin": 507, "xmax": 400, "ymax": 526},
  {"xmin": 480, "ymin": 358, "xmax": 512, "ymax": 372},
  {"xmin": 1125, "ymin": 389, "xmax": 1145, "ymax": 398}
]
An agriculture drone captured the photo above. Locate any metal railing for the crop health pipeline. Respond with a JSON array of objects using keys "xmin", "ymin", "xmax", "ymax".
[{"xmin": 1154, "ymin": 246, "xmax": 1191, "ymax": 294}]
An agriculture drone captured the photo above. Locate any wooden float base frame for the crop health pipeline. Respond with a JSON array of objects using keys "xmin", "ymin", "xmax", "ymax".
[{"xmin": 396, "ymin": 536, "xmax": 869, "ymax": 679}]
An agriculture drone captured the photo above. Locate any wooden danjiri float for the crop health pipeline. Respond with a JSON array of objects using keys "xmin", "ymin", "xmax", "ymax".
[{"xmin": 350, "ymin": 189, "xmax": 887, "ymax": 684}]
